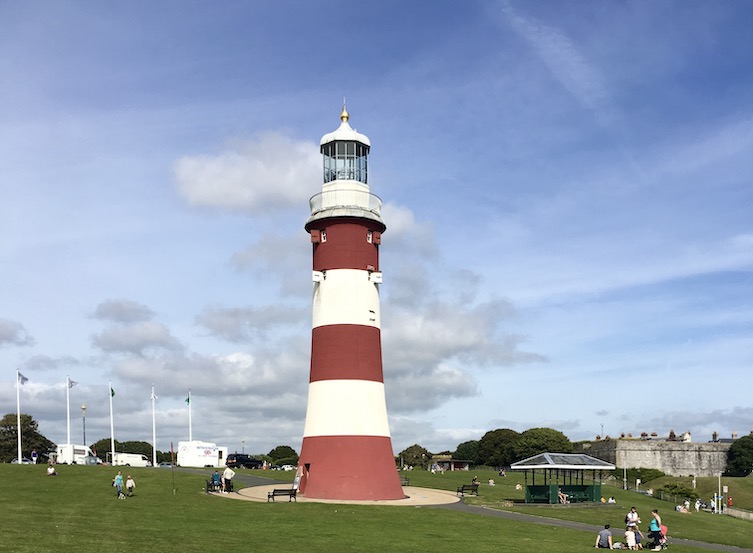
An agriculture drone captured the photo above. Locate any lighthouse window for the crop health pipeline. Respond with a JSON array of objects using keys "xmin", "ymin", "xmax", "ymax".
[
  {"xmin": 320, "ymin": 229, "xmax": 327, "ymax": 242},
  {"xmin": 321, "ymin": 141, "xmax": 369, "ymax": 184}
]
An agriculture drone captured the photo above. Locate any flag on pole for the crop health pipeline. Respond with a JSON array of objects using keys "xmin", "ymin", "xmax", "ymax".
[
  {"xmin": 18, "ymin": 372, "xmax": 29, "ymax": 385},
  {"xmin": 185, "ymin": 396, "xmax": 190, "ymax": 404},
  {"xmin": 110, "ymin": 386, "xmax": 115, "ymax": 397},
  {"xmin": 68, "ymin": 378, "xmax": 78, "ymax": 388}
]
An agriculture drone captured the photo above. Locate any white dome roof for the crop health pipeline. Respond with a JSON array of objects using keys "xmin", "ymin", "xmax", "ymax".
[{"xmin": 320, "ymin": 106, "xmax": 371, "ymax": 147}]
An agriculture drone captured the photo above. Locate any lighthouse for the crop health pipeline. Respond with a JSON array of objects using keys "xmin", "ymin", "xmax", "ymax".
[{"xmin": 297, "ymin": 106, "xmax": 404, "ymax": 500}]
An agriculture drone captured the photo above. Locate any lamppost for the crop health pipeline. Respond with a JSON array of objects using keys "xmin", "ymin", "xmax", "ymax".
[
  {"xmin": 242, "ymin": 440, "xmax": 245, "ymax": 454},
  {"xmin": 81, "ymin": 403, "xmax": 86, "ymax": 446}
]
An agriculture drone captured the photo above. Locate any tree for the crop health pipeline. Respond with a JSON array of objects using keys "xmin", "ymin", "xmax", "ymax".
[
  {"xmin": 397, "ymin": 444, "xmax": 432, "ymax": 469},
  {"xmin": 268, "ymin": 445, "xmax": 299, "ymax": 465},
  {"xmin": 0, "ymin": 413, "xmax": 56, "ymax": 462},
  {"xmin": 513, "ymin": 427, "xmax": 573, "ymax": 461},
  {"xmin": 476, "ymin": 428, "xmax": 520, "ymax": 467},
  {"xmin": 453, "ymin": 440, "xmax": 479, "ymax": 461},
  {"xmin": 725, "ymin": 435, "xmax": 753, "ymax": 477}
]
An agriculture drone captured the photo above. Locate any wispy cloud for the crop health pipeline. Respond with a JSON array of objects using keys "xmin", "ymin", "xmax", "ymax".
[{"xmin": 500, "ymin": 0, "xmax": 613, "ymax": 124}]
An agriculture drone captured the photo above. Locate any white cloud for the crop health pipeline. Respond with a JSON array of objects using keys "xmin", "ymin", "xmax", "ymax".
[
  {"xmin": 92, "ymin": 299, "xmax": 155, "ymax": 323},
  {"xmin": 195, "ymin": 304, "xmax": 307, "ymax": 344},
  {"xmin": 0, "ymin": 318, "xmax": 35, "ymax": 347},
  {"xmin": 172, "ymin": 133, "xmax": 320, "ymax": 214},
  {"xmin": 91, "ymin": 321, "xmax": 182, "ymax": 355}
]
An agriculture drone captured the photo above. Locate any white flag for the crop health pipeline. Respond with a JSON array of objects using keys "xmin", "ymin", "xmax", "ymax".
[{"xmin": 18, "ymin": 372, "xmax": 29, "ymax": 385}]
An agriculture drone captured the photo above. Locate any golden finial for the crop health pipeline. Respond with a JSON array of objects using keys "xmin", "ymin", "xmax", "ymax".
[{"xmin": 340, "ymin": 97, "xmax": 349, "ymax": 122}]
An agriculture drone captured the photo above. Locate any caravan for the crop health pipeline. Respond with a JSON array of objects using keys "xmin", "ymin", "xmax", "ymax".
[
  {"xmin": 176, "ymin": 441, "xmax": 228, "ymax": 467},
  {"xmin": 55, "ymin": 444, "xmax": 100, "ymax": 465}
]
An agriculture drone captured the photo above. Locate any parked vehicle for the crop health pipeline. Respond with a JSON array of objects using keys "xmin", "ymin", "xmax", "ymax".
[
  {"xmin": 55, "ymin": 444, "xmax": 100, "ymax": 465},
  {"xmin": 111, "ymin": 452, "xmax": 152, "ymax": 467},
  {"xmin": 11, "ymin": 457, "xmax": 32, "ymax": 464},
  {"xmin": 176, "ymin": 441, "xmax": 228, "ymax": 468},
  {"xmin": 226, "ymin": 453, "xmax": 263, "ymax": 469}
]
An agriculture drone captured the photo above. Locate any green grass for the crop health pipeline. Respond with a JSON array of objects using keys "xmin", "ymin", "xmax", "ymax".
[{"xmin": 0, "ymin": 465, "xmax": 749, "ymax": 553}]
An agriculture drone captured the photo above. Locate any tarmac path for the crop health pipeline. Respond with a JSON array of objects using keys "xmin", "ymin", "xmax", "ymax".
[{"xmin": 436, "ymin": 502, "xmax": 753, "ymax": 553}]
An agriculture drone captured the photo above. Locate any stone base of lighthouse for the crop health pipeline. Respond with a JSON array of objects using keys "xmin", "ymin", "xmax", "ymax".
[{"xmin": 298, "ymin": 435, "xmax": 405, "ymax": 500}]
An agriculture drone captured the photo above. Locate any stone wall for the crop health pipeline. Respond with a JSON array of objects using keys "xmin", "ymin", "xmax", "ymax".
[{"xmin": 576, "ymin": 439, "xmax": 730, "ymax": 477}]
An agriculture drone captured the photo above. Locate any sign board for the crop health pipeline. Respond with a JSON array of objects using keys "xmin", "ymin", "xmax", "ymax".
[{"xmin": 723, "ymin": 485, "xmax": 728, "ymax": 493}]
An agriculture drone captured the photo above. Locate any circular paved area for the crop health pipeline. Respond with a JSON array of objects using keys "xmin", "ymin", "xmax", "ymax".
[{"xmin": 219, "ymin": 484, "xmax": 460, "ymax": 506}]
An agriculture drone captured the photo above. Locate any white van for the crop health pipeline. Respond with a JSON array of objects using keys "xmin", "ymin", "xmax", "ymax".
[{"xmin": 111, "ymin": 452, "xmax": 152, "ymax": 467}]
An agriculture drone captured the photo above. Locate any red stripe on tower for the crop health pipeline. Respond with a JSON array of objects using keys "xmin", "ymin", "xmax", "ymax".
[{"xmin": 298, "ymin": 105, "xmax": 404, "ymax": 500}]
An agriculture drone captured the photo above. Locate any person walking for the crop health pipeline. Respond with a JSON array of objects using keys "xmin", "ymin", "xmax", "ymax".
[
  {"xmin": 113, "ymin": 470, "xmax": 124, "ymax": 497},
  {"xmin": 126, "ymin": 475, "xmax": 136, "ymax": 496},
  {"xmin": 648, "ymin": 510, "xmax": 662, "ymax": 551},
  {"xmin": 626, "ymin": 507, "xmax": 640, "ymax": 528}
]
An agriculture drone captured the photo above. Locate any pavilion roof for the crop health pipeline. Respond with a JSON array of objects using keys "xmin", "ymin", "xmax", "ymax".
[{"xmin": 510, "ymin": 452, "xmax": 615, "ymax": 471}]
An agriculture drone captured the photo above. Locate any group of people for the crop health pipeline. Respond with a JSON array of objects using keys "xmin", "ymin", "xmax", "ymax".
[
  {"xmin": 596, "ymin": 507, "xmax": 667, "ymax": 551},
  {"xmin": 210, "ymin": 467, "xmax": 236, "ymax": 493},
  {"xmin": 112, "ymin": 471, "xmax": 136, "ymax": 498}
]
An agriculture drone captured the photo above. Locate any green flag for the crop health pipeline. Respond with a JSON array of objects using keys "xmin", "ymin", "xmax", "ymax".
[{"xmin": 110, "ymin": 387, "xmax": 115, "ymax": 397}]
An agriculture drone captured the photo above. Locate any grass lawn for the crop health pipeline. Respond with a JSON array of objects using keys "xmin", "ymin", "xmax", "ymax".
[{"xmin": 0, "ymin": 465, "xmax": 749, "ymax": 553}]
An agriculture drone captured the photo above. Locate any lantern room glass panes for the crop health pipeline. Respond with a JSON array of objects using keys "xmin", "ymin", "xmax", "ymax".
[{"xmin": 322, "ymin": 141, "xmax": 368, "ymax": 183}]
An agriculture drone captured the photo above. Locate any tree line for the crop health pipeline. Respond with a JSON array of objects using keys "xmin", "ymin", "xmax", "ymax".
[
  {"xmin": 396, "ymin": 426, "xmax": 753, "ymax": 477},
  {"xmin": 3, "ymin": 414, "xmax": 751, "ymax": 476},
  {"xmin": 1, "ymin": 413, "xmax": 300, "ymax": 467},
  {"xmin": 397, "ymin": 427, "xmax": 572, "ymax": 469}
]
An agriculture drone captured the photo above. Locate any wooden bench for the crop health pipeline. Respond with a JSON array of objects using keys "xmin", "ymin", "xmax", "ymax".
[
  {"xmin": 267, "ymin": 488, "xmax": 297, "ymax": 502},
  {"xmin": 456, "ymin": 483, "xmax": 479, "ymax": 497},
  {"xmin": 400, "ymin": 476, "xmax": 410, "ymax": 486}
]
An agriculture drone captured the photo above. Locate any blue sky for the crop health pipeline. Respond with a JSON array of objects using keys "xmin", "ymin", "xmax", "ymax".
[{"xmin": 2, "ymin": 0, "xmax": 752, "ymax": 457}]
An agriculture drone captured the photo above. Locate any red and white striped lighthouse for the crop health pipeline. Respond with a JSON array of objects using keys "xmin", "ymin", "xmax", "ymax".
[{"xmin": 297, "ymin": 106, "xmax": 404, "ymax": 500}]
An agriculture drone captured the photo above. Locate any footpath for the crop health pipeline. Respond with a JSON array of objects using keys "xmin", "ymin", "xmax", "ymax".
[{"xmin": 437, "ymin": 502, "xmax": 753, "ymax": 553}]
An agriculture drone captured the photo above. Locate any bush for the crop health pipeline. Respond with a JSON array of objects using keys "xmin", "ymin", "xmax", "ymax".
[{"xmin": 657, "ymin": 482, "xmax": 698, "ymax": 501}]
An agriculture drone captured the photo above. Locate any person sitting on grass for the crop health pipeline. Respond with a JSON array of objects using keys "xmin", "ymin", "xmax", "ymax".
[{"xmin": 595, "ymin": 524, "xmax": 613, "ymax": 549}]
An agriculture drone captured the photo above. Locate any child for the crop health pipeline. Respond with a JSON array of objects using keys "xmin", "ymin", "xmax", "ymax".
[
  {"xmin": 625, "ymin": 527, "xmax": 637, "ymax": 550},
  {"xmin": 126, "ymin": 475, "xmax": 136, "ymax": 496}
]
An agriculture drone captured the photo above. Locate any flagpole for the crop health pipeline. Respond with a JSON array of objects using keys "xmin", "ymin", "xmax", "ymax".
[
  {"xmin": 151, "ymin": 384, "xmax": 157, "ymax": 467},
  {"xmin": 188, "ymin": 388, "xmax": 192, "ymax": 442},
  {"xmin": 109, "ymin": 381, "xmax": 115, "ymax": 465},
  {"xmin": 16, "ymin": 369, "xmax": 23, "ymax": 463},
  {"xmin": 66, "ymin": 376, "xmax": 71, "ymax": 445}
]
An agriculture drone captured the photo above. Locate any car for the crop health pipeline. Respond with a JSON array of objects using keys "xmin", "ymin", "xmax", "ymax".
[
  {"xmin": 225, "ymin": 453, "xmax": 263, "ymax": 469},
  {"xmin": 280, "ymin": 464, "xmax": 296, "ymax": 471},
  {"xmin": 158, "ymin": 462, "xmax": 174, "ymax": 468},
  {"xmin": 11, "ymin": 457, "xmax": 32, "ymax": 464}
]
